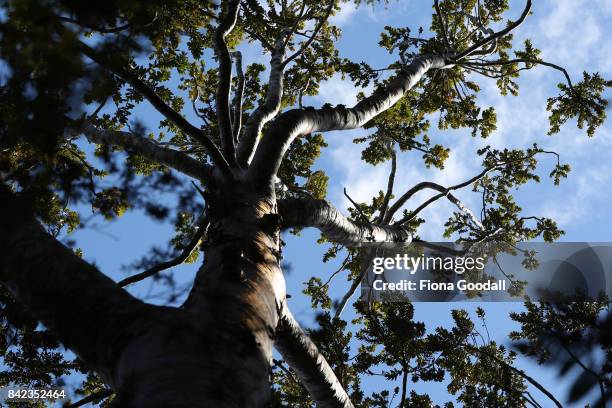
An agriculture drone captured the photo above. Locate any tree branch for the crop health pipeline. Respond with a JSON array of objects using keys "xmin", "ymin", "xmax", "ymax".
[
  {"xmin": 387, "ymin": 181, "xmax": 483, "ymax": 230},
  {"xmin": 77, "ymin": 123, "xmax": 212, "ymax": 182},
  {"xmin": 386, "ymin": 161, "xmax": 507, "ymax": 224},
  {"xmin": 558, "ymin": 340, "xmax": 607, "ymax": 407},
  {"xmin": 214, "ymin": 0, "xmax": 241, "ymax": 164},
  {"xmin": 231, "ymin": 51, "xmax": 246, "ymax": 143},
  {"xmin": 58, "ymin": 15, "xmax": 152, "ymax": 34},
  {"xmin": 390, "ymin": 148, "xmax": 560, "ymax": 226},
  {"xmin": 0, "ymin": 183, "xmax": 150, "ymax": 380},
  {"xmin": 281, "ymin": 1, "xmax": 335, "ymax": 68},
  {"xmin": 236, "ymin": 44, "xmax": 286, "ymax": 166},
  {"xmin": 461, "ymin": 343, "xmax": 563, "ymax": 408},
  {"xmin": 278, "ymin": 198, "xmax": 413, "ymax": 246},
  {"xmin": 275, "ymin": 305, "xmax": 355, "ymax": 408},
  {"xmin": 376, "ymin": 148, "xmax": 397, "ymax": 223},
  {"xmin": 118, "ymin": 213, "xmax": 209, "ymax": 287},
  {"xmin": 334, "ymin": 249, "xmax": 374, "ymax": 319},
  {"xmin": 77, "ymin": 41, "xmax": 233, "ymax": 178},
  {"xmin": 247, "ymin": 55, "xmax": 450, "ymax": 190},
  {"xmin": 463, "ymin": 58, "xmax": 575, "ymax": 91},
  {"xmin": 66, "ymin": 389, "xmax": 113, "ymax": 408},
  {"xmin": 452, "ymin": 0, "xmax": 532, "ymax": 62}
]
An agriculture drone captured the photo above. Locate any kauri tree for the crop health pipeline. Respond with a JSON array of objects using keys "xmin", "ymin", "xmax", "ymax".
[{"xmin": 0, "ymin": 0, "xmax": 610, "ymax": 407}]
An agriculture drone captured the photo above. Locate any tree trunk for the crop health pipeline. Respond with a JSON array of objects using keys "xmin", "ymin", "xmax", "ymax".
[
  {"xmin": 112, "ymin": 181, "xmax": 286, "ymax": 407},
  {"xmin": 0, "ymin": 182, "xmax": 286, "ymax": 407}
]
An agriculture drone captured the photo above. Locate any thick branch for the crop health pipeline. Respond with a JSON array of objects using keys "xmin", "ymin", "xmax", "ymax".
[
  {"xmin": 275, "ymin": 305, "xmax": 355, "ymax": 408},
  {"xmin": 231, "ymin": 51, "xmax": 245, "ymax": 143},
  {"xmin": 78, "ymin": 123, "xmax": 212, "ymax": 181},
  {"xmin": 236, "ymin": 48, "xmax": 286, "ymax": 166},
  {"xmin": 278, "ymin": 198, "xmax": 412, "ymax": 246},
  {"xmin": 214, "ymin": 0, "xmax": 241, "ymax": 164},
  {"xmin": 0, "ymin": 184, "xmax": 150, "ymax": 379},
  {"xmin": 248, "ymin": 55, "xmax": 450, "ymax": 189},
  {"xmin": 77, "ymin": 41, "xmax": 233, "ymax": 178}
]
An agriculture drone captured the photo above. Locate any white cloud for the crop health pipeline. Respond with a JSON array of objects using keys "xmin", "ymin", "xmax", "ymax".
[
  {"xmin": 326, "ymin": 129, "xmax": 483, "ymax": 240},
  {"xmin": 529, "ymin": 0, "xmax": 610, "ymax": 71},
  {"xmin": 538, "ymin": 164, "xmax": 612, "ymax": 226},
  {"xmin": 330, "ymin": 2, "xmax": 359, "ymax": 26},
  {"xmin": 320, "ymin": 0, "xmax": 612, "ymax": 241},
  {"xmin": 313, "ymin": 74, "xmax": 366, "ymax": 106}
]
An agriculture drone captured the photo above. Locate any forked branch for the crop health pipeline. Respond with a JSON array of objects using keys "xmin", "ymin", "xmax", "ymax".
[
  {"xmin": 452, "ymin": 0, "xmax": 532, "ymax": 62},
  {"xmin": 282, "ymin": 1, "xmax": 335, "ymax": 68},
  {"xmin": 237, "ymin": 0, "xmax": 337, "ymax": 166},
  {"xmin": 248, "ymin": 55, "xmax": 451, "ymax": 189},
  {"xmin": 376, "ymin": 147, "xmax": 397, "ymax": 223},
  {"xmin": 236, "ymin": 39, "xmax": 287, "ymax": 165},
  {"xmin": 77, "ymin": 41, "xmax": 233, "ymax": 178}
]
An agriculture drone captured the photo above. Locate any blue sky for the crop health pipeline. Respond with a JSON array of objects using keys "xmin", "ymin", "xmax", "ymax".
[{"xmin": 63, "ymin": 0, "xmax": 612, "ymax": 406}]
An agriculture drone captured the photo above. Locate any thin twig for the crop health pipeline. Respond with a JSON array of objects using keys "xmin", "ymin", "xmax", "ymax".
[
  {"xmin": 65, "ymin": 389, "xmax": 113, "ymax": 408},
  {"xmin": 343, "ymin": 188, "xmax": 370, "ymax": 223},
  {"xmin": 118, "ymin": 213, "xmax": 209, "ymax": 287}
]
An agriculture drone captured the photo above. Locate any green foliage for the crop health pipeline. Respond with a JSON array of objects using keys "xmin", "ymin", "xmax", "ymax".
[
  {"xmin": 92, "ymin": 187, "xmax": 130, "ymax": 219},
  {"xmin": 510, "ymin": 296, "xmax": 611, "ymax": 406},
  {"xmin": 1, "ymin": 0, "xmax": 610, "ymax": 406},
  {"xmin": 278, "ymin": 133, "xmax": 329, "ymax": 198},
  {"xmin": 303, "ymin": 277, "xmax": 332, "ymax": 309},
  {"xmin": 304, "ymin": 170, "xmax": 329, "ymax": 199},
  {"xmin": 0, "ymin": 290, "xmax": 73, "ymax": 408},
  {"xmin": 274, "ymin": 298, "xmax": 535, "ymax": 407},
  {"xmin": 547, "ymin": 72, "xmax": 611, "ymax": 137}
]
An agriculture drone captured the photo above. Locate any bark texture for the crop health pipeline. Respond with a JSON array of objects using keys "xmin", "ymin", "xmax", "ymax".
[
  {"xmin": 180, "ymin": 181, "xmax": 287, "ymax": 406},
  {"xmin": 80, "ymin": 124, "xmax": 212, "ymax": 182},
  {"xmin": 0, "ymin": 184, "xmax": 151, "ymax": 383},
  {"xmin": 276, "ymin": 306, "xmax": 355, "ymax": 408},
  {"xmin": 278, "ymin": 198, "xmax": 413, "ymax": 245},
  {"xmin": 0, "ymin": 182, "xmax": 287, "ymax": 407}
]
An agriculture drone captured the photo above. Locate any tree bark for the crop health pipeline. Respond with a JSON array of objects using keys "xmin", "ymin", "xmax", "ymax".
[
  {"xmin": 278, "ymin": 198, "xmax": 413, "ymax": 245},
  {"xmin": 0, "ymin": 184, "xmax": 151, "ymax": 383},
  {"xmin": 177, "ymin": 181, "xmax": 287, "ymax": 407},
  {"xmin": 79, "ymin": 123, "xmax": 212, "ymax": 182},
  {"xmin": 276, "ymin": 306, "xmax": 355, "ymax": 408},
  {"xmin": 0, "ymin": 182, "xmax": 287, "ymax": 407}
]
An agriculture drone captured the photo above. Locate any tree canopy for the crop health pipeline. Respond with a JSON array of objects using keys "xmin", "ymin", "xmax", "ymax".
[{"xmin": 0, "ymin": 0, "xmax": 610, "ymax": 407}]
